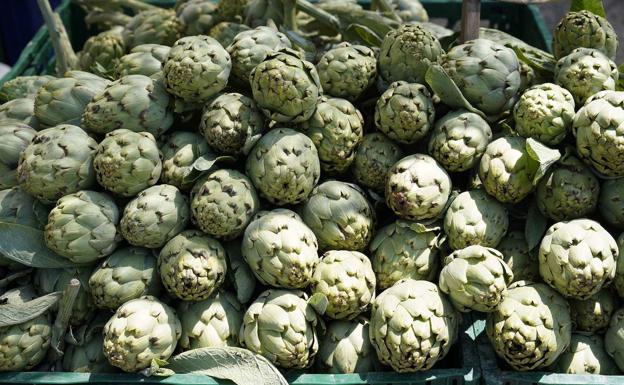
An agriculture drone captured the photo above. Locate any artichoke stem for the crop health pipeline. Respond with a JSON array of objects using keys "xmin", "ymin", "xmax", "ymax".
[
  {"xmin": 460, "ymin": 0, "xmax": 481, "ymax": 42},
  {"xmin": 49, "ymin": 278, "xmax": 81, "ymax": 362},
  {"xmin": 36, "ymin": 0, "xmax": 79, "ymax": 75}
]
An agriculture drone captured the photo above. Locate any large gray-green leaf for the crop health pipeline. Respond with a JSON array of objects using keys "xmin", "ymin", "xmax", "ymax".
[
  {"xmin": 0, "ymin": 291, "xmax": 61, "ymax": 327},
  {"xmin": 0, "ymin": 222, "xmax": 76, "ymax": 268}
]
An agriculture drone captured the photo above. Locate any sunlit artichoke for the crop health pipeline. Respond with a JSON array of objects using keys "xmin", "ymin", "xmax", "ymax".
[
  {"xmin": 0, "ymin": 98, "xmax": 39, "ymax": 129},
  {"xmin": 600, "ymin": 179, "xmax": 624, "ymax": 229},
  {"xmin": 605, "ymin": 308, "xmax": 624, "ymax": 372},
  {"xmin": 78, "ymin": 26, "xmax": 126, "ymax": 78},
  {"xmin": 486, "ymin": 281, "xmax": 572, "ymax": 371},
  {"xmin": 569, "ymin": 290, "xmax": 617, "ymax": 333},
  {"xmin": 496, "ymin": 231, "xmax": 539, "ymax": 283},
  {"xmin": 160, "ymin": 131, "xmax": 213, "ymax": 191},
  {"xmin": 317, "ymin": 318, "xmax": 380, "ymax": 374},
  {"xmin": 539, "ymin": 219, "xmax": 618, "ymax": 299},
  {"xmin": 17, "ymin": 124, "xmax": 97, "ymax": 202},
  {"xmin": 119, "ymin": 184, "xmax": 190, "ymax": 248},
  {"xmin": 553, "ymin": 10, "xmax": 618, "ymax": 60},
  {"xmin": 0, "ymin": 122, "xmax": 36, "ymax": 189},
  {"xmin": 386, "ymin": 154, "xmax": 452, "ymax": 220},
  {"xmin": 0, "ymin": 75, "xmax": 54, "ymax": 102},
  {"xmin": 428, "ymin": 110, "xmax": 492, "ymax": 173},
  {"xmin": 316, "ymin": 43, "xmax": 377, "ymax": 101},
  {"xmin": 93, "ymin": 129, "xmax": 162, "ymax": 197},
  {"xmin": 115, "ymin": 44, "xmax": 170, "ymax": 78},
  {"xmin": 242, "ymin": 209, "xmax": 319, "ymax": 288},
  {"xmin": 240, "ymin": 289, "xmax": 321, "ymax": 369},
  {"xmin": 176, "ymin": 0, "xmax": 218, "ymax": 36},
  {"xmin": 552, "ymin": 333, "xmax": 619, "ymax": 374},
  {"xmin": 208, "ymin": 22, "xmax": 250, "ymax": 47},
  {"xmin": 246, "ymin": 128, "xmax": 320, "ymax": 205},
  {"xmin": 352, "ymin": 133, "xmax": 403, "ymax": 193},
  {"xmin": 123, "ymin": 8, "xmax": 182, "ymax": 48}
]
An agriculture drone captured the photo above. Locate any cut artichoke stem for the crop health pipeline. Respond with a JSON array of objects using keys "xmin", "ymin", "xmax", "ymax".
[
  {"xmin": 460, "ymin": 0, "xmax": 481, "ymax": 42},
  {"xmin": 49, "ymin": 279, "xmax": 81, "ymax": 362},
  {"xmin": 36, "ymin": 0, "xmax": 79, "ymax": 75}
]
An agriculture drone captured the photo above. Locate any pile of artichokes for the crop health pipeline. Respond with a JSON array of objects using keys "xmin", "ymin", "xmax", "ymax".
[{"xmin": 0, "ymin": 0, "xmax": 623, "ymax": 379}]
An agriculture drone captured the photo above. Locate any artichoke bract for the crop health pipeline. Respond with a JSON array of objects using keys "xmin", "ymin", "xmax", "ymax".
[
  {"xmin": 250, "ymin": 48, "xmax": 321, "ymax": 123},
  {"xmin": 103, "ymin": 296, "xmax": 181, "ymax": 372},
  {"xmin": 316, "ymin": 43, "xmax": 377, "ymax": 101},
  {"xmin": 600, "ymin": 178, "xmax": 624, "ymax": 229},
  {"xmin": 554, "ymin": 48, "xmax": 618, "ymax": 105},
  {"xmin": 240, "ymin": 289, "xmax": 321, "ymax": 369},
  {"xmin": 115, "ymin": 44, "xmax": 171, "ymax": 78},
  {"xmin": 163, "ymin": 35, "xmax": 231, "ymax": 104},
  {"xmin": 374, "ymin": 81, "xmax": 434, "ymax": 145},
  {"xmin": 160, "ymin": 131, "xmax": 213, "ymax": 191},
  {"xmin": 486, "ymin": 281, "xmax": 571, "ymax": 371},
  {"xmin": 44, "ymin": 190, "xmax": 120, "ymax": 264},
  {"xmin": 88, "ymin": 246, "xmax": 161, "ymax": 310},
  {"xmin": 369, "ymin": 279, "xmax": 459, "ymax": 372},
  {"xmin": 605, "ymin": 308, "xmax": 624, "ymax": 372},
  {"xmin": 199, "ymin": 93, "xmax": 265, "ymax": 156},
  {"xmin": 17, "ymin": 124, "xmax": 97, "ymax": 202},
  {"xmin": 569, "ymin": 289, "xmax": 617, "ymax": 333},
  {"xmin": 82, "ymin": 75, "xmax": 174, "ymax": 137},
  {"xmin": 513, "ymin": 83, "xmax": 575, "ymax": 146},
  {"xmin": 574, "ymin": 90, "xmax": 624, "ymax": 177},
  {"xmin": 386, "ymin": 154, "xmax": 452, "ymax": 221},
  {"xmin": 158, "ymin": 230, "xmax": 227, "ymax": 301},
  {"xmin": 0, "ymin": 98, "xmax": 39, "ymax": 129},
  {"xmin": 93, "ymin": 129, "xmax": 162, "ymax": 197},
  {"xmin": 444, "ymin": 189, "xmax": 509, "ymax": 250},
  {"xmin": 352, "ymin": 133, "xmax": 403, "ymax": 193},
  {"xmin": 0, "ymin": 122, "xmax": 36, "ymax": 189},
  {"xmin": 302, "ymin": 181, "xmax": 374, "ymax": 252},
  {"xmin": 178, "ymin": 291, "xmax": 243, "ymax": 349},
  {"xmin": 242, "ymin": 209, "xmax": 319, "ymax": 289},
  {"xmin": 539, "ymin": 219, "xmax": 618, "ymax": 299},
  {"xmin": 439, "ymin": 245, "xmax": 513, "ymax": 312},
  {"xmin": 536, "ymin": 155, "xmax": 599, "ymax": 221},
  {"xmin": 310, "ymin": 250, "xmax": 375, "ymax": 320},
  {"xmin": 246, "ymin": 128, "xmax": 320, "ymax": 205},
  {"xmin": 440, "ymin": 39, "xmax": 521, "ymax": 116},
  {"xmin": 552, "ymin": 333, "xmax": 619, "ymax": 375},
  {"xmin": 123, "ymin": 8, "xmax": 182, "ymax": 48},
  {"xmin": 119, "ymin": 184, "xmax": 190, "ymax": 248},
  {"xmin": 553, "ymin": 10, "xmax": 618, "ymax": 60},
  {"xmin": 378, "ymin": 24, "xmax": 443, "ymax": 86},
  {"xmin": 78, "ymin": 27, "xmax": 126, "ymax": 78},
  {"xmin": 190, "ymin": 169, "xmax": 260, "ymax": 240},
  {"xmin": 428, "ymin": 110, "xmax": 492, "ymax": 173},
  {"xmin": 496, "ymin": 231, "xmax": 539, "ymax": 283},
  {"xmin": 317, "ymin": 318, "xmax": 380, "ymax": 374},
  {"xmin": 370, "ymin": 220, "xmax": 441, "ymax": 290},
  {"xmin": 0, "ymin": 75, "xmax": 54, "ymax": 102},
  {"xmin": 298, "ymin": 97, "xmax": 363, "ymax": 174},
  {"xmin": 478, "ymin": 136, "xmax": 536, "ymax": 204}
]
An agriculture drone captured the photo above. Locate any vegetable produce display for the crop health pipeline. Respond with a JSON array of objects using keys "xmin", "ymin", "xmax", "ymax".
[{"xmin": 0, "ymin": 0, "xmax": 623, "ymax": 382}]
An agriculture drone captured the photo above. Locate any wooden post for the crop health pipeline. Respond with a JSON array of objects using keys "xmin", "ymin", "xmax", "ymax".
[{"xmin": 460, "ymin": 0, "xmax": 481, "ymax": 42}]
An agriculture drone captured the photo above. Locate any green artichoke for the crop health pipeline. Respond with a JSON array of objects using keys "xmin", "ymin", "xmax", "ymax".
[
  {"xmin": 82, "ymin": 75, "xmax": 173, "ymax": 137},
  {"xmin": 199, "ymin": 93, "xmax": 265, "ymax": 156},
  {"xmin": 78, "ymin": 26, "xmax": 126, "ymax": 78},
  {"xmin": 158, "ymin": 230, "xmax": 227, "ymax": 301},
  {"xmin": 119, "ymin": 184, "xmax": 190, "ymax": 249},
  {"xmin": 215, "ymin": 0, "xmax": 249, "ymax": 21},
  {"xmin": 103, "ymin": 296, "xmax": 181, "ymax": 372},
  {"xmin": 115, "ymin": 44, "xmax": 170, "ymax": 78},
  {"xmin": 569, "ymin": 290, "xmax": 617, "ymax": 333},
  {"xmin": 574, "ymin": 90, "xmax": 624, "ymax": 177},
  {"xmin": 209, "ymin": 22, "xmax": 251, "ymax": 47},
  {"xmin": 444, "ymin": 189, "xmax": 508, "ymax": 250},
  {"xmin": 496, "ymin": 231, "xmax": 539, "ymax": 283},
  {"xmin": 250, "ymin": 48, "xmax": 321, "ymax": 123},
  {"xmin": 486, "ymin": 281, "xmax": 571, "ymax": 371},
  {"xmin": 439, "ymin": 245, "xmax": 513, "ymax": 312},
  {"xmin": 370, "ymin": 220, "xmax": 441, "ymax": 290},
  {"xmin": 163, "ymin": 35, "xmax": 231, "ymax": 104},
  {"xmin": 478, "ymin": 136, "xmax": 536, "ymax": 204},
  {"xmin": 0, "ymin": 122, "xmax": 36, "ymax": 189},
  {"xmin": 160, "ymin": 131, "xmax": 213, "ymax": 191},
  {"xmin": 0, "ymin": 75, "xmax": 54, "ymax": 102},
  {"xmin": 552, "ymin": 333, "xmax": 619, "ymax": 374},
  {"xmin": 88, "ymin": 246, "xmax": 161, "ymax": 310},
  {"xmin": 536, "ymin": 155, "xmax": 600, "ymax": 221},
  {"xmin": 386, "ymin": 154, "xmax": 452, "ymax": 220},
  {"xmin": 302, "ymin": 181, "xmax": 375, "ymax": 252},
  {"xmin": 240, "ymin": 289, "xmax": 321, "ymax": 369},
  {"xmin": 369, "ymin": 279, "xmax": 459, "ymax": 372},
  {"xmin": 600, "ymin": 179, "xmax": 624, "ymax": 229},
  {"xmin": 34, "ymin": 71, "xmax": 110, "ymax": 127},
  {"xmin": 123, "ymin": 8, "xmax": 182, "ymax": 48},
  {"xmin": 553, "ymin": 10, "xmax": 618, "ymax": 60},
  {"xmin": 17, "ymin": 124, "xmax": 97, "ymax": 202},
  {"xmin": 298, "ymin": 97, "xmax": 363, "ymax": 174},
  {"xmin": 178, "ymin": 291, "xmax": 243, "ymax": 349},
  {"xmin": 374, "ymin": 81, "xmax": 434, "ymax": 145},
  {"xmin": 428, "ymin": 110, "xmax": 492, "ymax": 173},
  {"xmin": 93, "ymin": 129, "xmax": 162, "ymax": 197},
  {"xmin": 391, "ymin": 0, "xmax": 428, "ymax": 22},
  {"xmin": 513, "ymin": 83, "xmax": 575, "ymax": 145},
  {"xmin": 246, "ymin": 127, "xmax": 320, "ymax": 205},
  {"xmin": 0, "ymin": 98, "xmax": 39, "ymax": 129},
  {"xmin": 352, "ymin": 133, "xmax": 403, "ymax": 193},
  {"xmin": 242, "ymin": 209, "xmax": 319, "ymax": 289},
  {"xmin": 44, "ymin": 190, "xmax": 120, "ymax": 264},
  {"xmin": 310, "ymin": 250, "xmax": 375, "ymax": 320},
  {"xmin": 539, "ymin": 219, "xmax": 618, "ymax": 299},
  {"xmin": 176, "ymin": 0, "xmax": 218, "ymax": 36},
  {"xmin": 317, "ymin": 318, "xmax": 380, "ymax": 374},
  {"xmin": 62, "ymin": 318, "xmax": 115, "ymax": 373},
  {"xmin": 554, "ymin": 48, "xmax": 618, "ymax": 105},
  {"xmin": 190, "ymin": 169, "xmax": 260, "ymax": 240},
  {"xmin": 378, "ymin": 24, "xmax": 443, "ymax": 86},
  {"xmin": 605, "ymin": 308, "xmax": 624, "ymax": 372},
  {"xmin": 316, "ymin": 43, "xmax": 377, "ymax": 101}
]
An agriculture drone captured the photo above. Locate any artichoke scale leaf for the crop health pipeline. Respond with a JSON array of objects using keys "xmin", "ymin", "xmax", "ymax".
[{"xmin": 0, "ymin": 222, "xmax": 77, "ymax": 268}]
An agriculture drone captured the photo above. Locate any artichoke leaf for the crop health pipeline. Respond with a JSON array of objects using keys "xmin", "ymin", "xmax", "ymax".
[
  {"xmin": 525, "ymin": 200, "xmax": 548, "ymax": 251},
  {"xmin": 0, "ymin": 222, "xmax": 77, "ymax": 268},
  {"xmin": 426, "ymin": 65, "xmax": 486, "ymax": 119},
  {"xmin": 0, "ymin": 291, "xmax": 61, "ymax": 327},
  {"xmin": 308, "ymin": 292, "xmax": 329, "ymax": 315},
  {"xmin": 343, "ymin": 24, "xmax": 384, "ymax": 47},
  {"xmin": 570, "ymin": 0, "xmax": 607, "ymax": 17},
  {"xmin": 525, "ymin": 138, "xmax": 561, "ymax": 185}
]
